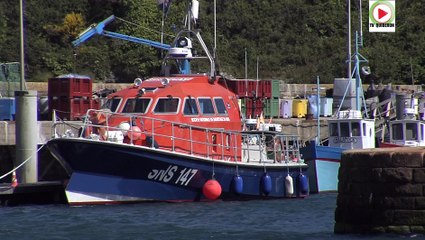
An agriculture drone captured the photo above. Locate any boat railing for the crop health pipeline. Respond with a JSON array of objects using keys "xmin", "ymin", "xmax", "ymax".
[{"xmin": 51, "ymin": 109, "xmax": 305, "ymax": 165}]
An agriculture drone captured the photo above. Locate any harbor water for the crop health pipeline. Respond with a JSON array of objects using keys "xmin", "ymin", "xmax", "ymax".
[{"xmin": 0, "ymin": 193, "xmax": 416, "ymax": 239}]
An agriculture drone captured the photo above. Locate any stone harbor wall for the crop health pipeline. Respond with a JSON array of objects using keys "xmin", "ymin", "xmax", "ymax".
[{"xmin": 335, "ymin": 147, "xmax": 425, "ymax": 234}]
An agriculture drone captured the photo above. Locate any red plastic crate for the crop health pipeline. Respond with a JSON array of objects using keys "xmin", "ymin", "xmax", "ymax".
[
  {"xmin": 221, "ymin": 79, "xmax": 272, "ymax": 98},
  {"xmin": 48, "ymin": 77, "xmax": 92, "ymax": 98},
  {"xmin": 244, "ymin": 98, "xmax": 265, "ymax": 118},
  {"xmin": 49, "ymin": 96, "xmax": 92, "ymax": 120},
  {"xmin": 260, "ymin": 80, "xmax": 272, "ymax": 98},
  {"xmin": 225, "ymin": 79, "xmax": 246, "ymax": 97}
]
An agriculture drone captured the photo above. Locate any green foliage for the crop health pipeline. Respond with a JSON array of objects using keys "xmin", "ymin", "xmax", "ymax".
[{"xmin": 0, "ymin": 0, "xmax": 423, "ymax": 85}]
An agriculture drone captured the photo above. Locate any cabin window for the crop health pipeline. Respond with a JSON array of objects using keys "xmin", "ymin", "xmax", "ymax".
[
  {"xmin": 392, "ymin": 123, "xmax": 403, "ymax": 140},
  {"xmin": 351, "ymin": 122, "xmax": 361, "ymax": 136},
  {"xmin": 122, "ymin": 98, "xmax": 151, "ymax": 113},
  {"xmin": 330, "ymin": 123, "xmax": 338, "ymax": 137},
  {"xmin": 340, "ymin": 122, "xmax": 349, "ymax": 137},
  {"xmin": 422, "ymin": 125, "xmax": 424, "ymax": 141},
  {"xmin": 102, "ymin": 98, "xmax": 121, "ymax": 112},
  {"xmin": 183, "ymin": 98, "xmax": 199, "ymax": 115},
  {"xmin": 153, "ymin": 98, "xmax": 179, "ymax": 113},
  {"xmin": 214, "ymin": 98, "xmax": 228, "ymax": 115},
  {"xmin": 406, "ymin": 123, "xmax": 418, "ymax": 140},
  {"xmin": 198, "ymin": 98, "xmax": 215, "ymax": 115}
]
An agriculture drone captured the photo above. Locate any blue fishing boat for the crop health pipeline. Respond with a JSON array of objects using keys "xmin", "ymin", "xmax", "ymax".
[{"xmin": 301, "ymin": 110, "xmax": 375, "ymax": 193}]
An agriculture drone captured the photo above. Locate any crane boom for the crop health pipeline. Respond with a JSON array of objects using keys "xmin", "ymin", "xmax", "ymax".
[{"xmin": 72, "ymin": 15, "xmax": 170, "ymax": 50}]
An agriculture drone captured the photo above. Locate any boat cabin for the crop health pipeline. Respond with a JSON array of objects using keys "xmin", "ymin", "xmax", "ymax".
[
  {"xmin": 327, "ymin": 110, "xmax": 375, "ymax": 149},
  {"xmin": 389, "ymin": 119, "xmax": 425, "ymax": 147},
  {"xmin": 94, "ymin": 75, "xmax": 244, "ymax": 161}
]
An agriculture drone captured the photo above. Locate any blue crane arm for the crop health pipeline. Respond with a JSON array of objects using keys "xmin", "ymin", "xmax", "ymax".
[
  {"xmin": 72, "ymin": 15, "xmax": 116, "ymax": 47},
  {"xmin": 101, "ymin": 31, "xmax": 170, "ymax": 50},
  {"xmin": 72, "ymin": 15, "xmax": 170, "ymax": 50}
]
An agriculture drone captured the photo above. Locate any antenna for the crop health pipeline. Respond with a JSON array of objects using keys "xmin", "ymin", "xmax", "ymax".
[
  {"xmin": 213, "ymin": 0, "xmax": 217, "ymax": 59},
  {"xmin": 359, "ymin": 0, "xmax": 363, "ymax": 46},
  {"xmin": 256, "ymin": 56, "xmax": 259, "ymax": 97},
  {"xmin": 161, "ymin": 2, "xmax": 165, "ymax": 57},
  {"xmin": 347, "ymin": 0, "xmax": 352, "ymax": 80},
  {"xmin": 410, "ymin": 57, "xmax": 414, "ymax": 86},
  {"xmin": 245, "ymin": 48, "xmax": 248, "ymax": 97}
]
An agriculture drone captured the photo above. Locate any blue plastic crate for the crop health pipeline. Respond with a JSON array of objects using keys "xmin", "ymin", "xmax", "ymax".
[{"xmin": 0, "ymin": 98, "xmax": 16, "ymax": 120}]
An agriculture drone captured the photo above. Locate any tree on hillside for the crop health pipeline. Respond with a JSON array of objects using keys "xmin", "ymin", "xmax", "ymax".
[{"xmin": 0, "ymin": 0, "xmax": 423, "ymax": 85}]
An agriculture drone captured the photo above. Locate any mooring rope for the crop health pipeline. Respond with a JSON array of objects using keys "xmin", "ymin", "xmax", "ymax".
[{"xmin": 0, "ymin": 144, "xmax": 46, "ymax": 180}]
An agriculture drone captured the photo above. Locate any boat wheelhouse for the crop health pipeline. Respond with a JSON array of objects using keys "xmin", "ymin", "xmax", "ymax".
[
  {"xmin": 384, "ymin": 119, "xmax": 425, "ymax": 147},
  {"xmin": 328, "ymin": 110, "xmax": 375, "ymax": 150}
]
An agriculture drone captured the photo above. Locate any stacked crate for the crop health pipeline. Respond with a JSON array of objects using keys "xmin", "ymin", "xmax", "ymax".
[
  {"xmin": 0, "ymin": 97, "xmax": 15, "ymax": 120},
  {"xmin": 48, "ymin": 75, "xmax": 93, "ymax": 120},
  {"xmin": 224, "ymin": 79, "xmax": 281, "ymax": 119},
  {"xmin": 268, "ymin": 79, "xmax": 280, "ymax": 118}
]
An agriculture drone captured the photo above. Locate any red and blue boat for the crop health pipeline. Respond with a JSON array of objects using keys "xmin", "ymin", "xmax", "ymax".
[{"xmin": 46, "ymin": 1, "xmax": 308, "ymax": 205}]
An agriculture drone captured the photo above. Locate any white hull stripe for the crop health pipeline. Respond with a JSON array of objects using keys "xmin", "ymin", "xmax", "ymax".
[{"xmin": 66, "ymin": 190, "xmax": 152, "ymax": 205}]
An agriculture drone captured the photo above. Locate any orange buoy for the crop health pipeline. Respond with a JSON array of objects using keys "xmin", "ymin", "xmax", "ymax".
[
  {"xmin": 11, "ymin": 171, "xmax": 18, "ymax": 188},
  {"xmin": 202, "ymin": 179, "xmax": 222, "ymax": 200}
]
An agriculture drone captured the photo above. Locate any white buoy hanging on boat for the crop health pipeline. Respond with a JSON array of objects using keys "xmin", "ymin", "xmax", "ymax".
[
  {"xmin": 232, "ymin": 175, "xmax": 243, "ymax": 194},
  {"xmin": 261, "ymin": 173, "xmax": 272, "ymax": 195},
  {"xmin": 285, "ymin": 174, "xmax": 294, "ymax": 196},
  {"xmin": 202, "ymin": 179, "xmax": 222, "ymax": 200}
]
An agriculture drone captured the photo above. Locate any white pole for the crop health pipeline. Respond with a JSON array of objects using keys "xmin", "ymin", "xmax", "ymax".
[
  {"xmin": 359, "ymin": 0, "xmax": 363, "ymax": 44},
  {"xmin": 316, "ymin": 76, "xmax": 321, "ymax": 145},
  {"xmin": 348, "ymin": 0, "xmax": 352, "ymax": 80},
  {"xmin": 20, "ymin": 0, "xmax": 25, "ymax": 90},
  {"xmin": 160, "ymin": 2, "xmax": 165, "ymax": 58},
  {"xmin": 256, "ymin": 56, "xmax": 259, "ymax": 97},
  {"xmin": 245, "ymin": 48, "xmax": 248, "ymax": 96},
  {"xmin": 213, "ymin": 0, "xmax": 217, "ymax": 59}
]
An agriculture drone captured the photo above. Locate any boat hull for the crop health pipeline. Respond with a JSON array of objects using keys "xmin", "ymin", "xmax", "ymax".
[
  {"xmin": 301, "ymin": 144, "xmax": 344, "ymax": 193},
  {"xmin": 47, "ymin": 138, "xmax": 309, "ymax": 205}
]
